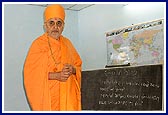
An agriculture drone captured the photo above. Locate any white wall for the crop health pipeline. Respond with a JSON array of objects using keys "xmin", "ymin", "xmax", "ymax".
[
  {"xmin": 78, "ymin": 3, "xmax": 165, "ymax": 70},
  {"xmin": 63, "ymin": 10, "xmax": 79, "ymax": 51},
  {"xmin": 3, "ymin": 3, "xmax": 165, "ymax": 111},
  {"xmin": 4, "ymin": 4, "xmax": 44, "ymax": 111},
  {"xmin": 4, "ymin": 4, "xmax": 78, "ymax": 111}
]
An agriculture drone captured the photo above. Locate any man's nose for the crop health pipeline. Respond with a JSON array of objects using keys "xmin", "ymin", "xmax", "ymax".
[{"xmin": 53, "ymin": 23, "xmax": 59, "ymax": 29}]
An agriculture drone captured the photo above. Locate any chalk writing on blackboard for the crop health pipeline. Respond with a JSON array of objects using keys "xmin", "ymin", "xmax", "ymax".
[
  {"xmin": 100, "ymin": 80, "xmax": 160, "ymax": 88},
  {"xmin": 81, "ymin": 64, "xmax": 163, "ymax": 110},
  {"xmin": 104, "ymin": 69, "xmax": 138, "ymax": 77}
]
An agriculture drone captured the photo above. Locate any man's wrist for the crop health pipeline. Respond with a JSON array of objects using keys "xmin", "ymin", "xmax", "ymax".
[{"xmin": 48, "ymin": 72, "xmax": 61, "ymax": 80}]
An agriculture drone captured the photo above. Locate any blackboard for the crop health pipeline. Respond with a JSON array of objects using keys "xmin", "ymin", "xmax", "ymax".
[{"xmin": 81, "ymin": 64, "xmax": 163, "ymax": 110}]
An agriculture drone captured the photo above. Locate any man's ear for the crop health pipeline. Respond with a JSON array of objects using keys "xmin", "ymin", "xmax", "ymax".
[{"xmin": 63, "ymin": 25, "xmax": 65, "ymax": 30}]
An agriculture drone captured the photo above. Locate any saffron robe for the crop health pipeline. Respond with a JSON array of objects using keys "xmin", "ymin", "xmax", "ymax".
[{"xmin": 24, "ymin": 33, "xmax": 82, "ymax": 111}]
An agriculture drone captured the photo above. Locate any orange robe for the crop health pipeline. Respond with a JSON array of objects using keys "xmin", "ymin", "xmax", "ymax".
[{"xmin": 24, "ymin": 33, "xmax": 82, "ymax": 111}]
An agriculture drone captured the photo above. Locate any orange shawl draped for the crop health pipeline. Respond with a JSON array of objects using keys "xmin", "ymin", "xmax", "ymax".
[{"xmin": 24, "ymin": 33, "xmax": 82, "ymax": 111}]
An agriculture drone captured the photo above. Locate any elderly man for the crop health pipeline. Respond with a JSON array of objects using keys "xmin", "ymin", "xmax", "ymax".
[{"xmin": 24, "ymin": 4, "xmax": 82, "ymax": 111}]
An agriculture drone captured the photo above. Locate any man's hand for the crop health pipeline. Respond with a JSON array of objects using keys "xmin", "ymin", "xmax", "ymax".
[
  {"xmin": 48, "ymin": 72, "xmax": 69, "ymax": 82},
  {"xmin": 63, "ymin": 64, "xmax": 76, "ymax": 75},
  {"xmin": 48, "ymin": 64, "xmax": 76, "ymax": 82}
]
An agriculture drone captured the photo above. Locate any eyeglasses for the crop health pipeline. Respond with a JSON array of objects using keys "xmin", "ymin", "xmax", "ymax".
[{"xmin": 46, "ymin": 20, "xmax": 64, "ymax": 28}]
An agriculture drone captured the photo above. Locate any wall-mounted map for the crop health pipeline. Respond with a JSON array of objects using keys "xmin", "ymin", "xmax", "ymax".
[{"xmin": 106, "ymin": 19, "xmax": 164, "ymax": 66}]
